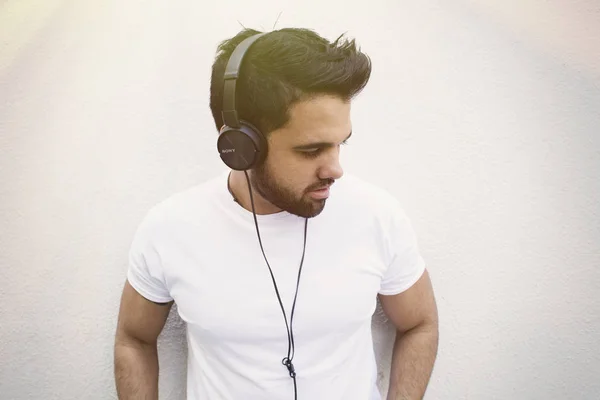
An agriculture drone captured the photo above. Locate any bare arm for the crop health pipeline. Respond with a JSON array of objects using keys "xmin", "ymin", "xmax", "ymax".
[
  {"xmin": 114, "ymin": 280, "xmax": 173, "ymax": 400},
  {"xmin": 379, "ymin": 269, "xmax": 439, "ymax": 400}
]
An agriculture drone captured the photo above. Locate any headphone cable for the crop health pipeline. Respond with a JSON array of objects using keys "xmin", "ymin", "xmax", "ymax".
[{"xmin": 243, "ymin": 171, "xmax": 307, "ymax": 400}]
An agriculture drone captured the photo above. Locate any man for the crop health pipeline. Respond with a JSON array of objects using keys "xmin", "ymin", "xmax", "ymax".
[{"xmin": 114, "ymin": 27, "xmax": 438, "ymax": 400}]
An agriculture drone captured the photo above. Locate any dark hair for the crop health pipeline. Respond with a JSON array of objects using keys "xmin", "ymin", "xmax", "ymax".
[{"xmin": 209, "ymin": 27, "xmax": 372, "ymax": 135}]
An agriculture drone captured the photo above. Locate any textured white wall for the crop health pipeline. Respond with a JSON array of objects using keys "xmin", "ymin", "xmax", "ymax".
[{"xmin": 1, "ymin": 1, "xmax": 599, "ymax": 399}]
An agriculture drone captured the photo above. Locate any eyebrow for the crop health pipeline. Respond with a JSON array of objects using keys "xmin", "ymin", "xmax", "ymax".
[{"xmin": 292, "ymin": 131, "xmax": 353, "ymax": 150}]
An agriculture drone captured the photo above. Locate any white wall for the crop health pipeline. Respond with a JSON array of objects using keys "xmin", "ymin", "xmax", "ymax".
[{"xmin": 1, "ymin": 1, "xmax": 599, "ymax": 399}]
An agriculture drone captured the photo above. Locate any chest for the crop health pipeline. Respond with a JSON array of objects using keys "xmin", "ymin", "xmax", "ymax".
[{"xmin": 159, "ymin": 220, "xmax": 386, "ymax": 346}]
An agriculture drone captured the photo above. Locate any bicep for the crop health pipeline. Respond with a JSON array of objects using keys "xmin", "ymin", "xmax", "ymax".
[
  {"xmin": 115, "ymin": 280, "xmax": 173, "ymax": 346},
  {"xmin": 378, "ymin": 268, "xmax": 438, "ymax": 333}
]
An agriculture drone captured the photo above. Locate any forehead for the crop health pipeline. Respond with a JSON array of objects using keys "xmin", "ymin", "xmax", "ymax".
[{"xmin": 271, "ymin": 95, "xmax": 352, "ymax": 144}]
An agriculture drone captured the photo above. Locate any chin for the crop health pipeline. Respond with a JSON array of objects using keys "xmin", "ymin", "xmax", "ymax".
[{"xmin": 290, "ymin": 199, "xmax": 327, "ymax": 219}]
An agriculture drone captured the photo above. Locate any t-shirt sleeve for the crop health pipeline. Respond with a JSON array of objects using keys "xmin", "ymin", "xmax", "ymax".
[
  {"xmin": 378, "ymin": 199, "xmax": 426, "ymax": 296},
  {"xmin": 126, "ymin": 209, "xmax": 173, "ymax": 303}
]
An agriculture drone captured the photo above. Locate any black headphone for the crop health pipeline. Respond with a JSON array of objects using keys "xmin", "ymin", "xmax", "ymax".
[
  {"xmin": 216, "ymin": 32, "xmax": 306, "ymax": 400},
  {"xmin": 217, "ymin": 33, "xmax": 268, "ymax": 171}
]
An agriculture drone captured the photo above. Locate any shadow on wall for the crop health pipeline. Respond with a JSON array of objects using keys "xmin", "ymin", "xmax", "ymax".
[{"xmin": 155, "ymin": 301, "xmax": 397, "ymax": 399}]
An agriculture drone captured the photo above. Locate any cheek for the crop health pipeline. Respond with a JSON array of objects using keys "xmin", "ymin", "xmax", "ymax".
[
  {"xmin": 265, "ymin": 152, "xmax": 295, "ymax": 178},
  {"xmin": 266, "ymin": 152, "xmax": 317, "ymax": 190}
]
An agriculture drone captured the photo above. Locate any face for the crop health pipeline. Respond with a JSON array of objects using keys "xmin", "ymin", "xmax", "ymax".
[{"xmin": 250, "ymin": 94, "xmax": 352, "ymax": 218}]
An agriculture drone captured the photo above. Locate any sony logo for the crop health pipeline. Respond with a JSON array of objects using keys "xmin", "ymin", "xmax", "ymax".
[{"xmin": 221, "ymin": 149, "xmax": 235, "ymax": 153}]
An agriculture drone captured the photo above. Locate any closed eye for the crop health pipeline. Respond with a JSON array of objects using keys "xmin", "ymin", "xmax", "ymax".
[
  {"xmin": 299, "ymin": 140, "xmax": 350, "ymax": 158},
  {"xmin": 295, "ymin": 131, "xmax": 352, "ymax": 158},
  {"xmin": 300, "ymin": 148, "xmax": 324, "ymax": 158}
]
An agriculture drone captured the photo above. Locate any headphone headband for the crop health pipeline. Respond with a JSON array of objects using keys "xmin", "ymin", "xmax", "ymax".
[{"xmin": 222, "ymin": 33, "xmax": 266, "ymax": 128}]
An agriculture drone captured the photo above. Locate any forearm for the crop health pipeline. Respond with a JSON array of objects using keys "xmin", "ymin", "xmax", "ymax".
[
  {"xmin": 386, "ymin": 322, "xmax": 439, "ymax": 400},
  {"xmin": 114, "ymin": 338, "xmax": 160, "ymax": 399}
]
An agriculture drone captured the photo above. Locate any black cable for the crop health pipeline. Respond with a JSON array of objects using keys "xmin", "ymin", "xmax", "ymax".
[{"xmin": 243, "ymin": 171, "xmax": 307, "ymax": 400}]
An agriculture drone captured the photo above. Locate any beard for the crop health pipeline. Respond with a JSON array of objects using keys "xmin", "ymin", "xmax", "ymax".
[{"xmin": 250, "ymin": 163, "xmax": 332, "ymax": 218}]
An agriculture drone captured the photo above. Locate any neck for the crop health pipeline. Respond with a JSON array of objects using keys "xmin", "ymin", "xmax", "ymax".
[{"xmin": 228, "ymin": 170, "xmax": 283, "ymax": 215}]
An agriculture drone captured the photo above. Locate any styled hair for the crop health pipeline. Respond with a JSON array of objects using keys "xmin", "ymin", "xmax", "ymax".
[{"xmin": 209, "ymin": 27, "xmax": 372, "ymax": 135}]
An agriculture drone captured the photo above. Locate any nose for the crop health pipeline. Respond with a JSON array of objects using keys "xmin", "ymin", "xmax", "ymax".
[{"xmin": 318, "ymin": 149, "xmax": 344, "ymax": 181}]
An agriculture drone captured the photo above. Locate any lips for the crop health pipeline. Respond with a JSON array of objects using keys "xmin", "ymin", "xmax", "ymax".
[
  {"xmin": 309, "ymin": 181, "xmax": 334, "ymax": 192},
  {"xmin": 307, "ymin": 183, "xmax": 333, "ymax": 200}
]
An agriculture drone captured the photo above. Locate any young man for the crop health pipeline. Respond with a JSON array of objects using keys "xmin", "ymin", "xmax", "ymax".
[{"xmin": 114, "ymin": 27, "xmax": 438, "ymax": 400}]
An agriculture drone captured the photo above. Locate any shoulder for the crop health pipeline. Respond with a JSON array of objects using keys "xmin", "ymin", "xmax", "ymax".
[
  {"xmin": 326, "ymin": 173, "xmax": 418, "ymax": 244},
  {"xmin": 330, "ymin": 173, "xmax": 408, "ymax": 219},
  {"xmin": 324, "ymin": 174, "xmax": 421, "ymax": 263},
  {"xmin": 134, "ymin": 172, "xmax": 226, "ymax": 236}
]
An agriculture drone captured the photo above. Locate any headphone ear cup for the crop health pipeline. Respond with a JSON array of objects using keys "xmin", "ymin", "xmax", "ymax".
[{"xmin": 217, "ymin": 122, "xmax": 267, "ymax": 170}]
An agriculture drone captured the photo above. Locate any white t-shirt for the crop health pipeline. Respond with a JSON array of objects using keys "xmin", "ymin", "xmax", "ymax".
[{"xmin": 127, "ymin": 170, "xmax": 426, "ymax": 400}]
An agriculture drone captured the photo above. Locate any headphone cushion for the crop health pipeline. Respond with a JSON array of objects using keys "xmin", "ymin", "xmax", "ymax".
[{"xmin": 217, "ymin": 122, "xmax": 267, "ymax": 170}]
